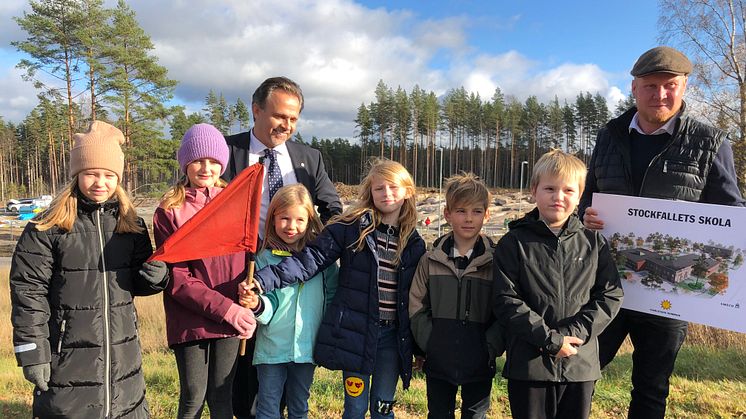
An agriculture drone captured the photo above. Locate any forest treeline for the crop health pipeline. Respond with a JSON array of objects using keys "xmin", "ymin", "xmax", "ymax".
[
  {"xmin": 2, "ymin": 0, "xmax": 745, "ymax": 200},
  {"xmin": 0, "ymin": 73, "xmax": 630, "ymax": 199}
]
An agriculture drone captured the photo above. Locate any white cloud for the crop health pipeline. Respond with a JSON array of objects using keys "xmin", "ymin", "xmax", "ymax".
[
  {"xmin": 0, "ymin": 0, "xmax": 630, "ymax": 137},
  {"xmin": 0, "ymin": 66, "xmax": 38, "ymax": 122}
]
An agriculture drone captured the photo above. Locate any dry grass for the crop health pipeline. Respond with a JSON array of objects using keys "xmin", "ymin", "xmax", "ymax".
[{"xmin": 135, "ymin": 295, "xmax": 169, "ymax": 354}]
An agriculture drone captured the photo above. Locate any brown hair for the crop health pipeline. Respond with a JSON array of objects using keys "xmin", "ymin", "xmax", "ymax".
[
  {"xmin": 444, "ymin": 172, "xmax": 490, "ymax": 210},
  {"xmin": 252, "ymin": 76, "xmax": 304, "ymax": 112}
]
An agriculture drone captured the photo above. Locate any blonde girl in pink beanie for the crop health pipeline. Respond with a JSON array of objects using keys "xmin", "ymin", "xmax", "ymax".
[
  {"xmin": 153, "ymin": 123, "xmax": 256, "ymax": 418},
  {"xmin": 10, "ymin": 120, "xmax": 169, "ymax": 418}
]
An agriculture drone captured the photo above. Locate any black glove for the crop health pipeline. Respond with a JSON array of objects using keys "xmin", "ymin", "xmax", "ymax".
[
  {"xmin": 139, "ymin": 260, "xmax": 168, "ymax": 285},
  {"xmin": 22, "ymin": 363, "xmax": 50, "ymax": 391}
]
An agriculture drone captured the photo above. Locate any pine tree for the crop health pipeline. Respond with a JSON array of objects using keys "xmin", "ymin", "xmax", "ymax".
[
  {"xmin": 13, "ymin": 0, "xmax": 87, "ymax": 149},
  {"xmin": 393, "ymin": 86, "xmax": 411, "ymax": 165},
  {"xmin": 371, "ymin": 80, "xmax": 393, "ymax": 157},
  {"xmin": 103, "ymin": 0, "xmax": 176, "ymax": 190},
  {"xmin": 354, "ymin": 102, "xmax": 373, "ymax": 168},
  {"xmin": 233, "ymin": 97, "xmax": 251, "ymax": 132},
  {"xmin": 76, "ymin": 0, "xmax": 108, "ymax": 121}
]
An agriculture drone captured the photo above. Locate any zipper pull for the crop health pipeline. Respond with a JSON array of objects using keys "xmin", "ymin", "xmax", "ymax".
[
  {"xmin": 57, "ymin": 319, "xmax": 66, "ymax": 353},
  {"xmin": 663, "ymin": 160, "xmax": 668, "ymax": 173}
]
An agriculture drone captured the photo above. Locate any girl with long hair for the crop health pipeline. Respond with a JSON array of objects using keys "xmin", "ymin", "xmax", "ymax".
[
  {"xmin": 241, "ymin": 183, "xmax": 338, "ymax": 418},
  {"xmin": 10, "ymin": 121, "xmax": 168, "ymax": 418},
  {"xmin": 153, "ymin": 123, "xmax": 256, "ymax": 419},
  {"xmin": 245, "ymin": 158, "xmax": 426, "ymax": 419}
]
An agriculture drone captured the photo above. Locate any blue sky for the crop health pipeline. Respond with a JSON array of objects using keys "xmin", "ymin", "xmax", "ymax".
[{"xmin": 0, "ymin": 0, "xmax": 662, "ymax": 139}]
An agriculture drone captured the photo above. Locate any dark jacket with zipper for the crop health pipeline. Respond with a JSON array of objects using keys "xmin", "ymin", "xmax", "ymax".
[
  {"xmin": 409, "ymin": 233, "xmax": 502, "ymax": 384},
  {"xmin": 254, "ymin": 212, "xmax": 426, "ymax": 389},
  {"xmin": 10, "ymin": 196, "xmax": 165, "ymax": 418},
  {"xmin": 493, "ymin": 209, "xmax": 623, "ymax": 382},
  {"xmin": 579, "ymin": 103, "xmax": 744, "ymax": 219}
]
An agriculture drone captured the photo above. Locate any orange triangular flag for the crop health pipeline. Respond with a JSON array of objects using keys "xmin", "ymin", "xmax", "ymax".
[{"xmin": 150, "ymin": 163, "xmax": 264, "ymax": 263}]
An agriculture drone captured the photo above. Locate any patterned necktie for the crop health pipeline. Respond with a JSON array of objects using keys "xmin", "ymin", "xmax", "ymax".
[{"xmin": 265, "ymin": 148, "xmax": 283, "ymax": 201}]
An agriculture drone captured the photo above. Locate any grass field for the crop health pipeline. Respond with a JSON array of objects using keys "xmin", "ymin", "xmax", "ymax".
[{"xmin": 2, "ymin": 266, "xmax": 746, "ymax": 418}]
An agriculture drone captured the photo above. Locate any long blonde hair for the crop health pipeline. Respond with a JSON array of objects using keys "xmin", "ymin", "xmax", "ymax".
[
  {"xmin": 34, "ymin": 177, "xmax": 144, "ymax": 233},
  {"xmin": 331, "ymin": 158, "xmax": 418, "ymax": 264},
  {"xmin": 261, "ymin": 184, "xmax": 323, "ymax": 253},
  {"xmin": 159, "ymin": 176, "xmax": 228, "ymax": 210}
]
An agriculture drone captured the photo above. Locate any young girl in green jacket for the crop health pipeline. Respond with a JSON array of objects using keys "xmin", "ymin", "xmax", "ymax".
[{"xmin": 243, "ymin": 184, "xmax": 338, "ymax": 418}]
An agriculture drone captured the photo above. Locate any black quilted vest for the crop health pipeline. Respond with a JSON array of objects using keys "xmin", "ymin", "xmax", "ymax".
[{"xmin": 590, "ymin": 105, "xmax": 723, "ymax": 201}]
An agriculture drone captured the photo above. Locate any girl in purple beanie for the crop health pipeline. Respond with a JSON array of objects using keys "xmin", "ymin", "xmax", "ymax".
[{"xmin": 153, "ymin": 123, "xmax": 257, "ymax": 418}]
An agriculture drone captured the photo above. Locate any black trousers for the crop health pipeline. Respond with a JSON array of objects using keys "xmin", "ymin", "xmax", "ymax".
[
  {"xmin": 507, "ymin": 379, "xmax": 595, "ymax": 419},
  {"xmin": 598, "ymin": 308, "xmax": 688, "ymax": 419},
  {"xmin": 425, "ymin": 375, "xmax": 492, "ymax": 419},
  {"xmin": 173, "ymin": 338, "xmax": 240, "ymax": 419},
  {"xmin": 232, "ymin": 336, "xmax": 259, "ymax": 419}
]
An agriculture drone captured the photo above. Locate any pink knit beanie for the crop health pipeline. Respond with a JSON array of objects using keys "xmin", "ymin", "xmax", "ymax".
[
  {"xmin": 177, "ymin": 123, "xmax": 230, "ymax": 175},
  {"xmin": 69, "ymin": 121, "xmax": 125, "ymax": 180}
]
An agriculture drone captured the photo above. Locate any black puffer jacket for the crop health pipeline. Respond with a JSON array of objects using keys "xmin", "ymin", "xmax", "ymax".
[
  {"xmin": 493, "ymin": 209, "xmax": 623, "ymax": 382},
  {"xmin": 10, "ymin": 196, "xmax": 165, "ymax": 418}
]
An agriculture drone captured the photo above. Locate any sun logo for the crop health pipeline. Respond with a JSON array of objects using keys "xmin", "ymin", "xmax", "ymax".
[{"xmin": 660, "ymin": 300, "xmax": 672, "ymax": 310}]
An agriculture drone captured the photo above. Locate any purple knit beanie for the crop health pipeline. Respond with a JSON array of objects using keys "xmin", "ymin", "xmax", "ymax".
[{"xmin": 177, "ymin": 123, "xmax": 230, "ymax": 175}]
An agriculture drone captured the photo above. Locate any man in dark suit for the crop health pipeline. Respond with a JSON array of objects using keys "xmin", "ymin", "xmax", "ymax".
[
  {"xmin": 223, "ymin": 76, "xmax": 342, "ymax": 226},
  {"xmin": 225, "ymin": 76, "xmax": 342, "ymax": 419}
]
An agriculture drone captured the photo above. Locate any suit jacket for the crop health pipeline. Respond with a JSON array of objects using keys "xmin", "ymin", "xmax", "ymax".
[{"xmin": 223, "ymin": 131, "xmax": 342, "ymax": 223}]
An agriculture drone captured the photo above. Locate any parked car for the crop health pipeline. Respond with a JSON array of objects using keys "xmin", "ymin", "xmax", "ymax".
[
  {"xmin": 6, "ymin": 198, "xmax": 34, "ymax": 212},
  {"xmin": 6, "ymin": 195, "xmax": 53, "ymax": 212}
]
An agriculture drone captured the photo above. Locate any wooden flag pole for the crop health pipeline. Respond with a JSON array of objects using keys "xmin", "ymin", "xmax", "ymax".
[{"xmin": 239, "ymin": 260, "xmax": 257, "ymax": 356}]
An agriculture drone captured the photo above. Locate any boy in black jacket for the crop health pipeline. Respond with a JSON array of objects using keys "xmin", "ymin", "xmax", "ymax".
[
  {"xmin": 410, "ymin": 173, "xmax": 503, "ymax": 419},
  {"xmin": 493, "ymin": 150, "xmax": 623, "ymax": 419}
]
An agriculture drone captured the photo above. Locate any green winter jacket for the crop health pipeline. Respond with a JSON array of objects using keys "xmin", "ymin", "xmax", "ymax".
[
  {"xmin": 409, "ymin": 233, "xmax": 503, "ymax": 384},
  {"xmin": 493, "ymin": 208, "xmax": 624, "ymax": 382},
  {"xmin": 253, "ymin": 249, "xmax": 338, "ymax": 365}
]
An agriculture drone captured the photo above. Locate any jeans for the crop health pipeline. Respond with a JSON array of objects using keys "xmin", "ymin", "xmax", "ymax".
[
  {"xmin": 172, "ymin": 337, "xmax": 240, "ymax": 419},
  {"xmin": 256, "ymin": 362, "xmax": 315, "ymax": 419},
  {"xmin": 598, "ymin": 308, "xmax": 688, "ymax": 419},
  {"xmin": 342, "ymin": 324, "xmax": 401, "ymax": 419},
  {"xmin": 425, "ymin": 376, "xmax": 492, "ymax": 419}
]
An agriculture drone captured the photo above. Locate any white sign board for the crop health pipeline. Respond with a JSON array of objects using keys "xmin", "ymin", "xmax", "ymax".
[{"xmin": 592, "ymin": 193, "xmax": 745, "ymax": 333}]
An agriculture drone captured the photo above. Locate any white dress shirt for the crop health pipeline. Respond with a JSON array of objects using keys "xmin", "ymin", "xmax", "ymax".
[
  {"xmin": 248, "ymin": 130, "xmax": 299, "ymax": 237},
  {"xmin": 629, "ymin": 111, "xmax": 679, "ymax": 135}
]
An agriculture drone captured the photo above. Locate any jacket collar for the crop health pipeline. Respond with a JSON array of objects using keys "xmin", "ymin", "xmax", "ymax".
[
  {"xmin": 429, "ymin": 232, "xmax": 493, "ymax": 268},
  {"xmin": 185, "ymin": 186, "xmax": 221, "ymax": 205},
  {"xmin": 508, "ymin": 207, "xmax": 583, "ymax": 238},
  {"xmin": 610, "ymin": 100, "xmax": 689, "ymax": 139},
  {"xmin": 77, "ymin": 191, "xmax": 119, "ymax": 215}
]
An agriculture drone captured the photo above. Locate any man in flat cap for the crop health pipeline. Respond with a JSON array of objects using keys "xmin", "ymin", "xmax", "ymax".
[{"xmin": 579, "ymin": 46, "xmax": 744, "ymax": 418}]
